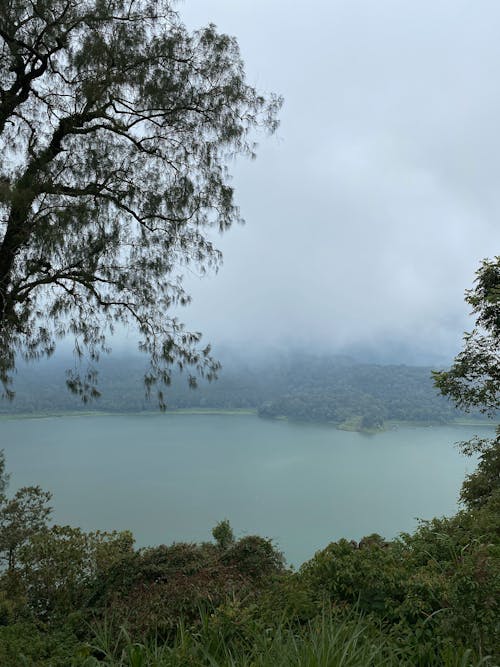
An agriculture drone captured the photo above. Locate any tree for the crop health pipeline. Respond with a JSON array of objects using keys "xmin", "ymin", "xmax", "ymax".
[
  {"xmin": 0, "ymin": 450, "xmax": 9, "ymax": 499},
  {"xmin": 0, "ymin": 485, "xmax": 52, "ymax": 571},
  {"xmin": 0, "ymin": 0, "xmax": 281, "ymax": 404},
  {"xmin": 212, "ymin": 519, "xmax": 234, "ymax": 550},
  {"xmin": 18, "ymin": 525, "xmax": 134, "ymax": 617},
  {"xmin": 433, "ymin": 257, "xmax": 500, "ymax": 417},
  {"xmin": 459, "ymin": 443, "xmax": 500, "ymax": 508},
  {"xmin": 433, "ymin": 257, "xmax": 500, "ymax": 508}
]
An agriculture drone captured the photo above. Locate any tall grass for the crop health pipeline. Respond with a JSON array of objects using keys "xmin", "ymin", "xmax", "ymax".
[{"xmin": 78, "ymin": 609, "xmax": 495, "ymax": 667}]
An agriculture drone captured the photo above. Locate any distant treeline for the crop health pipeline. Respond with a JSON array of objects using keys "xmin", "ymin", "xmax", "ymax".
[
  {"xmin": 0, "ymin": 352, "xmax": 486, "ymax": 428},
  {"xmin": 255, "ymin": 359, "xmax": 476, "ymax": 429}
]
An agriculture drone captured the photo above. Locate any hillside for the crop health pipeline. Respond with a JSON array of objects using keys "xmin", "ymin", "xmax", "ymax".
[{"xmin": 0, "ymin": 352, "xmax": 487, "ymax": 429}]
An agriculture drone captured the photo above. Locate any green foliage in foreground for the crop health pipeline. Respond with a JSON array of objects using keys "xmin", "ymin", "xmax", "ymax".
[
  {"xmin": 79, "ymin": 610, "xmax": 497, "ymax": 667},
  {"xmin": 0, "ymin": 489, "xmax": 497, "ymax": 666},
  {"xmin": 0, "ymin": 606, "xmax": 496, "ymax": 667}
]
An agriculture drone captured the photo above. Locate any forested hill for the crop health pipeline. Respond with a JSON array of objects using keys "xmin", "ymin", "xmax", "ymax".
[{"xmin": 0, "ymin": 352, "xmax": 487, "ymax": 428}]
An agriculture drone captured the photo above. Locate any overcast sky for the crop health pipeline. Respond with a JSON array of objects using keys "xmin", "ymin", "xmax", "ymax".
[{"xmin": 166, "ymin": 0, "xmax": 500, "ymax": 362}]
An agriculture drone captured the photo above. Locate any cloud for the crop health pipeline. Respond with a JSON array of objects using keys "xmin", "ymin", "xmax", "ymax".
[{"xmin": 173, "ymin": 0, "xmax": 500, "ymax": 360}]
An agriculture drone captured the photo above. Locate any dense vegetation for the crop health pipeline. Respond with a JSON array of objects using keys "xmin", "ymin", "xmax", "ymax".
[
  {"xmin": 0, "ymin": 451, "xmax": 497, "ymax": 666},
  {"xmin": 0, "ymin": 353, "xmax": 487, "ymax": 431}
]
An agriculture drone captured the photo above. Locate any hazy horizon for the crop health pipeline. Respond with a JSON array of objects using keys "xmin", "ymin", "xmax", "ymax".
[{"xmin": 16, "ymin": 337, "xmax": 456, "ymax": 375}]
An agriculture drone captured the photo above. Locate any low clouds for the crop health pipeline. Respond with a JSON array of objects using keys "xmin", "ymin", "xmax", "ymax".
[{"xmin": 176, "ymin": 0, "xmax": 500, "ymax": 361}]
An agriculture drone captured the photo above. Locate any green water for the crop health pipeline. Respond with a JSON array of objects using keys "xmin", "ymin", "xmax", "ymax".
[{"xmin": 0, "ymin": 414, "xmax": 492, "ymax": 566}]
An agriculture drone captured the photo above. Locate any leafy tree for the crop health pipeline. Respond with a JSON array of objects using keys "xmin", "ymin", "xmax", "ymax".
[
  {"xmin": 0, "ymin": 0, "xmax": 281, "ymax": 403},
  {"xmin": 460, "ymin": 442, "xmax": 500, "ymax": 508},
  {"xmin": 212, "ymin": 519, "xmax": 234, "ymax": 550},
  {"xmin": 0, "ymin": 486, "xmax": 52, "ymax": 571},
  {"xmin": 433, "ymin": 257, "xmax": 500, "ymax": 416},
  {"xmin": 434, "ymin": 256, "xmax": 500, "ymax": 508},
  {"xmin": 18, "ymin": 525, "xmax": 134, "ymax": 618},
  {"xmin": 0, "ymin": 450, "xmax": 9, "ymax": 498},
  {"xmin": 0, "ymin": 485, "xmax": 52, "ymax": 571},
  {"xmin": 221, "ymin": 535, "xmax": 285, "ymax": 578}
]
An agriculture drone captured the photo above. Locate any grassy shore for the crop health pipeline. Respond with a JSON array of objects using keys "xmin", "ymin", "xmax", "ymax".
[
  {"xmin": 0, "ymin": 409, "xmax": 494, "ymax": 435},
  {"xmin": 0, "ymin": 407, "xmax": 257, "ymax": 421}
]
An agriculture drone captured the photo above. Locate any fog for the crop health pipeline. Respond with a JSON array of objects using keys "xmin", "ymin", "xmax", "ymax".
[{"xmin": 145, "ymin": 0, "xmax": 500, "ymax": 363}]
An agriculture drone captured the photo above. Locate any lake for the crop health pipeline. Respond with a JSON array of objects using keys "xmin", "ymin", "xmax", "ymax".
[{"xmin": 0, "ymin": 413, "xmax": 492, "ymax": 566}]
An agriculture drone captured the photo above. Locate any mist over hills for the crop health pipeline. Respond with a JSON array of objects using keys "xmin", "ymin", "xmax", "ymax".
[{"xmin": 0, "ymin": 347, "xmax": 483, "ymax": 429}]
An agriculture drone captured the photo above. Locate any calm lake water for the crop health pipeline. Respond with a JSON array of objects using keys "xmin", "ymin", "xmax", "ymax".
[{"xmin": 0, "ymin": 414, "xmax": 492, "ymax": 566}]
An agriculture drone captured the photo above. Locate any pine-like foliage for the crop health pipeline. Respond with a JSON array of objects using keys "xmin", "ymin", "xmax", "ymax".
[{"xmin": 0, "ymin": 0, "xmax": 281, "ymax": 403}]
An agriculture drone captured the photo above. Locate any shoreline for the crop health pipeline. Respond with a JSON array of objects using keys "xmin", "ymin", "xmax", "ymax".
[
  {"xmin": 0, "ymin": 407, "xmax": 257, "ymax": 421},
  {"xmin": 0, "ymin": 409, "xmax": 494, "ymax": 432}
]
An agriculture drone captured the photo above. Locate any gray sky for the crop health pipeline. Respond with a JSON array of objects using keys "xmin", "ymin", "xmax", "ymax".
[{"xmin": 170, "ymin": 0, "xmax": 500, "ymax": 361}]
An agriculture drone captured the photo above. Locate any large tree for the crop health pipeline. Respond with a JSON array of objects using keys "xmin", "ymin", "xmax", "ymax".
[
  {"xmin": 433, "ymin": 256, "xmax": 500, "ymax": 507},
  {"xmin": 0, "ymin": 0, "xmax": 280, "ymax": 404}
]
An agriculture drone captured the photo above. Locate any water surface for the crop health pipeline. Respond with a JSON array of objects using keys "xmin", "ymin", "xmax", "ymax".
[{"xmin": 0, "ymin": 414, "xmax": 490, "ymax": 565}]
